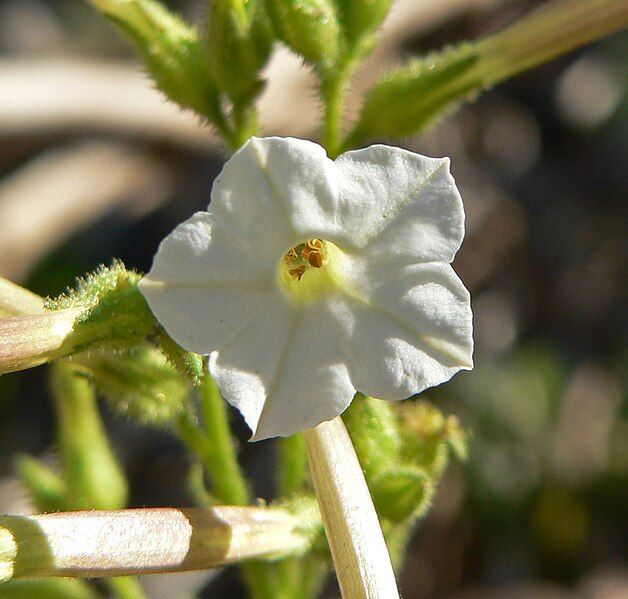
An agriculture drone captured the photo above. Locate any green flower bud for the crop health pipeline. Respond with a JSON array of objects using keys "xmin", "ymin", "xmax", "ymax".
[
  {"xmin": 335, "ymin": 0, "xmax": 392, "ymax": 44},
  {"xmin": 79, "ymin": 346, "xmax": 188, "ymax": 427},
  {"xmin": 342, "ymin": 394, "xmax": 402, "ymax": 482},
  {"xmin": 371, "ymin": 468, "xmax": 433, "ymax": 522},
  {"xmin": 206, "ymin": 0, "xmax": 273, "ymax": 105},
  {"xmin": 265, "ymin": 0, "xmax": 340, "ymax": 69},
  {"xmin": 399, "ymin": 402, "xmax": 468, "ymax": 478},
  {"xmin": 86, "ymin": 0, "xmax": 222, "ymax": 122}
]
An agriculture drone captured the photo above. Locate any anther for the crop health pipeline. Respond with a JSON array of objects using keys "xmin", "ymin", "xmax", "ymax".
[
  {"xmin": 289, "ymin": 265, "xmax": 307, "ymax": 281},
  {"xmin": 306, "ymin": 251, "xmax": 324, "ymax": 268},
  {"xmin": 283, "ymin": 248, "xmax": 299, "ymax": 265}
]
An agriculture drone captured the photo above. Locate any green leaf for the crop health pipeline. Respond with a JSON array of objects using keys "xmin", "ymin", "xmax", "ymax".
[
  {"xmin": 345, "ymin": 43, "xmax": 480, "ymax": 145},
  {"xmin": 265, "ymin": 0, "xmax": 341, "ymax": 70},
  {"xmin": 346, "ymin": 0, "xmax": 628, "ymax": 148}
]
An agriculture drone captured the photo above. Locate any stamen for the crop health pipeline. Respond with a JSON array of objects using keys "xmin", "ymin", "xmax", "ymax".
[
  {"xmin": 301, "ymin": 239, "xmax": 325, "ymax": 268},
  {"xmin": 283, "ymin": 248, "xmax": 299, "ymax": 265},
  {"xmin": 305, "ymin": 250, "xmax": 324, "ymax": 268},
  {"xmin": 289, "ymin": 265, "xmax": 307, "ymax": 281}
]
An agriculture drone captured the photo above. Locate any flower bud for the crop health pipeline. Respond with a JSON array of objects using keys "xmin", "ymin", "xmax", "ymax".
[
  {"xmin": 87, "ymin": 0, "xmax": 221, "ymax": 122},
  {"xmin": 80, "ymin": 347, "xmax": 188, "ymax": 427},
  {"xmin": 265, "ymin": 0, "xmax": 340, "ymax": 69},
  {"xmin": 335, "ymin": 0, "xmax": 392, "ymax": 44},
  {"xmin": 206, "ymin": 0, "xmax": 272, "ymax": 105},
  {"xmin": 16, "ymin": 456, "xmax": 67, "ymax": 513},
  {"xmin": 371, "ymin": 468, "xmax": 433, "ymax": 522}
]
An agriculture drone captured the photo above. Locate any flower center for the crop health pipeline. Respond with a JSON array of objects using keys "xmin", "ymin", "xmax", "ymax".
[{"xmin": 277, "ymin": 238, "xmax": 345, "ymax": 304}]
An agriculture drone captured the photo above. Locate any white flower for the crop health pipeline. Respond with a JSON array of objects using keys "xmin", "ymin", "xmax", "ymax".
[{"xmin": 139, "ymin": 137, "xmax": 473, "ymax": 440}]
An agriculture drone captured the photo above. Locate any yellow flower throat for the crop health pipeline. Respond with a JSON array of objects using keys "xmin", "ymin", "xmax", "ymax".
[{"xmin": 277, "ymin": 238, "xmax": 346, "ymax": 304}]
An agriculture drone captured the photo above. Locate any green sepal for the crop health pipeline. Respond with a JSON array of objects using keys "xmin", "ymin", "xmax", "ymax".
[
  {"xmin": 45, "ymin": 260, "xmax": 155, "ymax": 355},
  {"xmin": 86, "ymin": 0, "xmax": 223, "ymax": 124},
  {"xmin": 206, "ymin": 0, "xmax": 273, "ymax": 106},
  {"xmin": 77, "ymin": 346, "xmax": 188, "ymax": 428},
  {"xmin": 0, "ymin": 579, "xmax": 99, "ymax": 599},
  {"xmin": 265, "ymin": 0, "xmax": 341, "ymax": 70},
  {"xmin": 335, "ymin": 0, "xmax": 392, "ymax": 45},
  {"xmin": 345, "ymin": 43, "xmax": 480, "ymax": 147},
  {"xmin": 370, "ymin": 467, "xmax": 433, "ymax": 522},
  {"xmin": 14, "ymin": 456, "xmax": 67, "ymax": 513},
  {"xmin": 398, "ymin": 402, "xmax": 468, "ymax": 478}
]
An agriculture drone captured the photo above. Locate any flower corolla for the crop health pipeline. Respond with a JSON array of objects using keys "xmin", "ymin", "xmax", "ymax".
[{"xmin": 140, "ymin": 137, "xmax": 473, "ymax": 440}]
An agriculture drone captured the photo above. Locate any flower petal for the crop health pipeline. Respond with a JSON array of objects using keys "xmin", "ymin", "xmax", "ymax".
[
  {"xmin": 211, "ymin": 304, "xmax": 355, "ymax": 440},
  {"xmin": 140, "ymin": 212, "xmax": 275, "ymax": 354},
  {"xmin": 210, "ymin": 137, "xmax": 331, "ymax": 262},
  {"xmin": 330, "ymin": 263, "xmax": 473, "ymax": 399},
  {"xmin": 335, "ymin": 145, "xmax": 464, "ymax": 262}
]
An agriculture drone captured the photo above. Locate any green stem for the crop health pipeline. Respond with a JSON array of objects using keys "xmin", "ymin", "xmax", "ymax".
[
  {"xmin": 51, "ymin": 361, "xmax": 128, "ymax": 511},
  {"xmin": 231, "ymin": 104, "xmax": 261, "ymax": 149},
  {"xmin": 277, "ymin": 434, "xmax": 308, "ymax": 497},
  {"xmin": 321, "ymin": 69, "xmax": 351, "ymax": 159},
  {"xmin": 196, "ymin": 373, "xmax": 287, "ymax": 599},
  {"xmin": 197, "ymin": 370, "xmax": 249, "ymax": 505},
  {"xmin": 105, "ymin": 577, "xmax": 147, "ymax": 599},
  {"xmin": 321, "ymin": 39, "xmax": 370, "ymax": 157},
  {"xmin": 205, "ymin": 91, "xmax": 242, "ymax": 150}
]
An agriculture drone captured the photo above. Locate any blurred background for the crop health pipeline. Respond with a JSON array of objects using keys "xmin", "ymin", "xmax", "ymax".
[{"xmin": 0, "ymin": 0, "xmax": 626, "ymax": 597}]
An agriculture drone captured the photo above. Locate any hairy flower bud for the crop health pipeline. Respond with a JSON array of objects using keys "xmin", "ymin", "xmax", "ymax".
[
  {"xmin": 265, "ymin": 0, "xmax": 340, "ymax": 69},
  {"xmin": 207, "ymin": 0, "xmax": 272, "ymax": 105}
]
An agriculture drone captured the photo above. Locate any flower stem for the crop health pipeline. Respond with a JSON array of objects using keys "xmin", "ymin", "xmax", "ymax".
[
  {"xmin": 277, "ymin": 434, "xmax": 308, "ymax": 497},
  {"xmin": 1, "ymin": 507, "xmax": 310, "ymax": 579},
  {"xmin": 321, "ymin": 70, "xmax": 350, "ymax": 159},
  {"xmin": 196, "ymin": 370, "xmax": 249, "ymax": 506},
  {"xmin": 303, "ymin": 417, "xmax": 399, "ymax": 599}
]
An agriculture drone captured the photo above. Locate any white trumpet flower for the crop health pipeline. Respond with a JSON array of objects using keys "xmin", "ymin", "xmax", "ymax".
[{"xmin": 140, "ymin": 137, "xmax": 473, "ymax": 440}]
